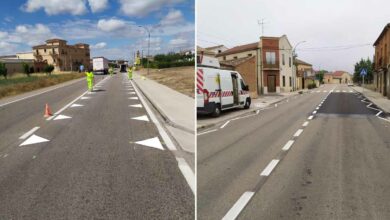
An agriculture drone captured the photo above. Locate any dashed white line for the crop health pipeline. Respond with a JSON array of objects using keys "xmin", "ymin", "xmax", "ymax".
[
  {"xmin": 316, "ymin": 107, "xmax": 319, "ymax": 110},
  {"xmin": 220, "ymin": 120, "xmax": 231, "ymax": 129},
  {"xmin": 308, "ymin": 115, "xmax": 314, "ymax": 120},
  {"xmin": 293, "ymin": 129, "xmax": 303, "ymax": 137},
  {"xmin": 260, "ymin": 159, "xmax": 280, "ymax": 176},
  {"xmin": 376, "ymin": 111, "xmax": 383, "ymax": 116},
  {"xmin": 282, "ymin": 140, "xmax": 294, "ymax": 151},
  {"xmin": 19, "ymin": 126, "xmax": 40, "ymax": 139},
  {"xmin": 313, "ymin": 111, "xmax": 317, "ymax": 114},
  {"xmin": 302, "ymin": 121, "xmax": 309, "ymax": 127},
  {"xmin": 222, "ymin": 191, "xmax": 254, "ymax": 220}
]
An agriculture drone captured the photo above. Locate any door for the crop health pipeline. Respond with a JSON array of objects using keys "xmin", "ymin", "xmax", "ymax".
[
  {"xmin": 268, "ymin": 75, "xmax": 276, "ymax": 93},
  {"xmin": 302, "ymin": 77, "xmax": 305, "ymax": 89},
  {"xmin": 384, "ymin": 71, "xmax": 387, "ymax": 96},
  {"xmin": 231, "ymin": 73, "xmax": 239, "ymax": 105}
]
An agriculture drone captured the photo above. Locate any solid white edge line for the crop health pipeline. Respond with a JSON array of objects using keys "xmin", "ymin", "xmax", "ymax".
[
  {"xmin": 130, "ymin": 80, "xmax": 177, "ymax": 151},
  {"xmin": 222, "ymin": 191, "xmax": 255, "ymax": 220},
  {"xmin": 177, "ymin": 158, "xmax": 195, "ymax": 194},
  {"xmin": 19, "ymin": 126, "xmax": 40, "ymax": 139},
  {"xmin": 0, "ymin": 78, "xmax": 85, "ymax": 108},
  {"xmin": 47, "ymin": 76, "xmax": 110, "ymax": 121},
  {"xmin": 220, "ymin": 120, "xmax": 231, "ymax": 129},
  {"xmin": 293, "ymin": 129, "xmax": 303, "ymax": 137},
  {"xmin": 197, "ymin": 129, "xmax": 218, "ymax": 136},
  {"xmin": 282, "ymin": 140, "xmax": 294, "ymax": 151},
  {"xmin": 260, "ymin": 159, "xmax": 280, "ymax": 176}
]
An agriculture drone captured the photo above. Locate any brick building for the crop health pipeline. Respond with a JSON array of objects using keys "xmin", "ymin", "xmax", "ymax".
[{"xmin": 373, "ymin": 23, "xmax": 390, "ymax": 99}]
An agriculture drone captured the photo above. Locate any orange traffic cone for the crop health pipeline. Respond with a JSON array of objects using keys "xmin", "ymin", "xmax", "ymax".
[{"xmin": 44, "ymin": 103, "xmax": 52, "ymax": 117}]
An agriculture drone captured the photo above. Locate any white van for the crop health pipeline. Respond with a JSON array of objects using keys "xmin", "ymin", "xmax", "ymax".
[{"xmin": 197, "ymin": 66, "xmax": 251, "ymax": 117}]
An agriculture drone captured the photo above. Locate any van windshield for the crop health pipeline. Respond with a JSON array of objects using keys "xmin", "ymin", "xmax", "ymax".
[{"xmin": 240, "ymin": 79, "xmax": 248, "ymax": 91}]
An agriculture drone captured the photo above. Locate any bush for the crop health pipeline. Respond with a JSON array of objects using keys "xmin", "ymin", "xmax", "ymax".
[
  {"xmin": 308, "ymin": 82, "xmax": 317, "ymax": 89},
  {"xmin": 0, "ymin": 62, "xmax": 7, "ymax": 79},
  {"xmin": 44, "ymin": 65, "xmax": 55, "ymax": 75},
  {"xmin": 22, "ymin": 62, "xmax": 30, "ymax": 77}
]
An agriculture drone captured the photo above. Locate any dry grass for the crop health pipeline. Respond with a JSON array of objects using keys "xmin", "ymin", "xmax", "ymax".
[
  {"xmin": 0, "ymin": 72, "xmax": 84, "ymax": 99},
  {"xmin": 139, "ymin": 66, "xmax": 194, "ymax": 98}
]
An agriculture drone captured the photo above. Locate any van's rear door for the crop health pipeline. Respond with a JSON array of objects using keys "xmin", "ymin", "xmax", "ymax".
[{"xmin": 196, "ymin": 68, "xmax": 204, "ymax": 108}]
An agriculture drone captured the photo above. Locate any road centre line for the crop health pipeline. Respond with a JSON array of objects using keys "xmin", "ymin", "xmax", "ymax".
[
  {"xmin": 308, "ymin": 115, "xmax": 314, "ymax": 120},
  {"xmin": 293, "ymin": 129, "xmax": 303, "ymax": 137},
  {"xmin": 282, "ymin": 140, "xmax": 294, "ymax": 151},
  {"xmin": 197, "ymin": 129, "xmax": 218, "ymax": 136},
  {"xmin": 302, "ymin": 121, "xmax": 309, "ymax": 127},
  {"xmin": 260, "ymin": 159, "xmax": 280, "ymax": 176},
  {"xmin": 222, "ymin": 192, "xmax": 255, "ymax": 220},
  {"xmin": 19, "ymin": 127, "xmax": 40, "ymax": 139},
  {"xmin": 220, "ymin": 120, "xmax": 231, "ymax": 129}
]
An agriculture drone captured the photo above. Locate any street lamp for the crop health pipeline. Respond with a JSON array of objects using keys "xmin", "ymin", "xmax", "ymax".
[
  {"xmin": 138, "ymin": 25, "xmax": 150, "ymax": 75},
  {"xmin": 292, "ymin": 41, "xmax": 306, "ymax": 90}
]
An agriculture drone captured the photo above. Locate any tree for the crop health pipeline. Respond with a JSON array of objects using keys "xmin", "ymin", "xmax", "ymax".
[
  {"xmin": 22, "ymin": 62, "xmax": 30, "ymax": 77},
  {"xmin": 315, "ymin": 70, "xmax": 327, "ymax": 84},
  {"xmin": 0, "ymin": 62, "xmax": 7, "ymax": 79},
  {"xmin": 44, "ymin": 64, "xmax": 55, "ymax": 75},
  {"xmin": 353, "ymin": 58, "xmax": 373, "ymax": 83}
]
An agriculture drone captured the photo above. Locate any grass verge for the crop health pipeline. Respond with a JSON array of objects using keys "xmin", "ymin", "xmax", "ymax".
[{"xmin": 0, "ymin": 72, "xmax": 84, "ymax": 99}]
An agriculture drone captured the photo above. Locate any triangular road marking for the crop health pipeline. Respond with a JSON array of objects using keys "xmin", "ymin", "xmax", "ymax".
[
  {"xmin": 129, "ymin": 104, "xmax": 142, "ymax": 108},
  {"xmin": 128, "ymin": 92, "xmax": 136, "ymax": 94},
  {"xmin": 20, "ymin": 134, "xmax": 49, "ymax": 146},
  {"xmin": 71, "ymin": 104, "xmax": 83, "ymax": 107},
  {"xmin": 54, "ymin": 114, "xmax": 72, "ymax": 120},
  {"xmin": 80, "ymin": 97, "xmax": 91, "ymax": 100},
  {"xmin": 129, "ymin": 97, "xmax": 138, "ymax": 100},
  {"xmin": 134, "ymin": 137, "xmax": 164, "ymax": 150},
  {"xmin": 132, "ymin": 115, "xmax": 149, "ymax": 121}
]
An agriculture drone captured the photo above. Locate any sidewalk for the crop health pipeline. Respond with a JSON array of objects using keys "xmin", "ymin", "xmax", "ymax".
[
  {"xmin": 132, "ymin": 72, "xmax": 195, "ymax": 154},
  {"xmin": 352, "ymin": 86, "xmax": 390, "ymax": 113},
  {"xmin": 197, "ymin": 90, "xmax": 306, "ymax": 130}
]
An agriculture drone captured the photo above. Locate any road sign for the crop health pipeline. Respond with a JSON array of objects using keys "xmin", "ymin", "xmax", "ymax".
[{"xmin": 360, "ymin": 68, "xmax": 367, "ymax": 76}]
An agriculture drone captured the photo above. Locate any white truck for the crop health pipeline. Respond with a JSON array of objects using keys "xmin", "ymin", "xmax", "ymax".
[
  {"xmin": 196, "ymin": 56, "xmax": 251, "ymax": 117},
  {"xmin": 92, "ymin": 57, "xmax": 109, "ymax": 75}
]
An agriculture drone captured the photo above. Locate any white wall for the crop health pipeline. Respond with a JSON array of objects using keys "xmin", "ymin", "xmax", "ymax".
[{"xmin": 279, "ymin": 35, "xmax": 293, "ymax": 92}]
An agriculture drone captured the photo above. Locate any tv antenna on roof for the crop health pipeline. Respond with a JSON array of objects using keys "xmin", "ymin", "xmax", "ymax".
[{"xmin": 257, "ymin": 19, "xmax": 267, "ymax": 37}]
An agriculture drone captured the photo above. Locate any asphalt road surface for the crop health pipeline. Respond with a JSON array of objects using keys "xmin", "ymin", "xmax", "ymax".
[
  {"xmin": 197, "ymin": 84, "xmax": 390, "ymax": 220},
  {"xmin": 0, "ymin": 72, "xmax": 194, "ymax": 219}
]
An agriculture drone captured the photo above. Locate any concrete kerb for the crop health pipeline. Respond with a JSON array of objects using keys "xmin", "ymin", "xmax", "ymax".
[
  {"xmin": 132, "ymin": 78, "xmax": 194, "ymax": 134},
  {"xmin": 197, "ymin": 92, "xmax": 305, "ymax": 132}
]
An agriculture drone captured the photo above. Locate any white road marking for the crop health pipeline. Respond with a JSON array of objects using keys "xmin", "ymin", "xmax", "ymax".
[
  {"xmin": 19, "ymin": 126, "xmax": 40, "ymax": 139},
  {"xmin": 0, "ymin": 78, "xmax": 85, "ymax": 108},
  {"xmin": 197, "ymin": 129, "xmax": 218, "ymax": 136},
  {"xmin": 129, "ymin": 104, "xmax": 142, "ymax": 108},
  {"xmin": 20, "ymin": 134, "xmax": 49, "ymax": 146},
  {"xmin": 53, "ymin": 114, "xmax": 72, "ymax": 120},
  {"xmin": 323, "ymin": 90, "xmax": 327, "ymax": 92},
  {"xmin": 80, "ymin": 97, "xmax": 91, "ymax": 100},
  {"xmin": 132, "ymin": 115, "xmax": 149, "ymax": 122},
  {"xmin": 336, "ymin": 90, "xmax": 340, "ymax": 92},
  {"xmin": 282, "ymin": 140, "xmax": 294, "ymax": 151},
  {"xmin": 128, "ymin": 92, "xmax": 136, "ymax": 94},
  {"xmin": 313, "ymin": 111, "xmax": 317, "ymax": 114},
  {"xmin": 177, "ymin": 158, "xmax": 195, "ymax": 194},
  {"xmin": 376, "ymin": 111, "xmax": 383, "ymax": 116},
  {"xmin": 256, "ymin": 110, "xmax": 260, "ymax": 114},
  {"xmin": 316, "ymin": 107, "xmax": 319, "ymax": 110},
  {"xmin": 129, "ymin": 97, "xmax": 139, "ymax": 100},
  {"xmin": 316, "ymin": 91, "xmax": 320, "ymax": 93},
  {"xmin": 275, "ymin": 104, "xmax": 278, "ymax": 107},
  {"xmin": 220, "ymin": 120, "xmax": 231, "ymax": 129},
  {"xmin": 3, "ymin": 154, "xmax": 8, "ymax": 158},
  {"xmin": 130, "ymin": 80, "xmax": 177, "ymax": 151},
  {"xmin": 134, "ymin": 137, "xmax": 164, "ymax": 150},
  {"xmin": 349, "ymin": 90, "xmax": 353, "ymax": 93},
  {"xmin": 222, "ymin": 191, "xmax": 255, "ymax": 220},
  {"xmin": 70, "ymin": 103, "xmax": 83, "ymax": 107},
  {"xmin": 342, "ymin": 90, "xmax": 346, "ymax": 92},
  {"xmin": 293, "ymin": 129, "xmax": 303, "ymax": 137},
  {"xmin": 302, "ymin": 121, "xmax": 309, "ymax": 127},
  {"xmin": 308, "ymin": 115, "xmax": 314, "ymax": 120},
  {"xmin": 32, "ymin": 155, "xmax": 36, "ymax": 159},
  {"xmin": 260, "ymin": 159, "xmax": 280, "ymax": 176}
]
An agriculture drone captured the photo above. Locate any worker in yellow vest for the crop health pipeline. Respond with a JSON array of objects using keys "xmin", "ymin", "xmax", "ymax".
[
  {"xmin": 127, "ymin": 66, "xmax": 133, "ymax": 80},
  {"xmin": 86, "ymin": 69, "xmax": 94, "ymax": 91},
  {"xmin": 109, "ymin": 67, "xmax": 114, "ymax": 76}
]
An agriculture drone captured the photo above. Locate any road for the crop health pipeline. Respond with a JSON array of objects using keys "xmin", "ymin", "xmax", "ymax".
[
  {"xmin": 0, "ymin": 72, "xmax": 194, "ymax": 219},
  {"xmin": 197, "ymin": 84, "xmax": 390, "ymax": 220}
]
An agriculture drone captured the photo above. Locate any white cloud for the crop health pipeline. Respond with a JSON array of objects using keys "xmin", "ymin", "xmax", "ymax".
[
  {"xmin": 0, "ymin": 31, "xmax": 8, "ymax": 39},
  {"xmin": 97, "ymin": 18, "xmax": 127, "ymax": 32},
  {"xmin": 119, "ymin": 0, "xmax": 184, "ymax": 17},
  {"xmin": 91, "ymin": 42, "xmax": 107, "ymax": 49},
  {"xmin": 0, "ymin": 41, "xmax": 18, "ymax": 55},
  {"xmin": 88, "ymin": 0, "xmax": 108, "ymax": 13},
  {"xmin": 160, "ymin": 9, "xmax": 184, "ymax": 26},
  {"xmin": 169, "ymin": 38, "xmax": 188, "ymax": 47},
  {"xmin": 22, "ymin": 0, "xmax": 88, "ymax": 15},
  {"xmin": 10, "ymin": 24, "xmax": 55, "ymax": 46}
]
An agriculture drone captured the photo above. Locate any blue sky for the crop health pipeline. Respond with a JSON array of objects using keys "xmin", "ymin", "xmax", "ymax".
[{"xmin": 0, "ymin": 0, "xmax": 194, "ymax": 62}]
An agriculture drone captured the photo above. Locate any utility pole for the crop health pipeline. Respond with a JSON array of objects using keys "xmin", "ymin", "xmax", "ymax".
[{"xmin": 138, "ymin": 25, "xmax": 150, "ymax": 75}]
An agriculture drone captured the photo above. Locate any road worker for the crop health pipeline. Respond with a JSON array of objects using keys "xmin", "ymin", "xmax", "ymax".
[
  {"xmin": 127, "ymin": 66, "xmax": 133, "ymax": 80},
  {"xmin": 86, "ymin": 69, "xmax": 94, "ymax": 91},
  {"xmin": 109, "ymin": 67, "xmax": 114, "ymax": 76}
]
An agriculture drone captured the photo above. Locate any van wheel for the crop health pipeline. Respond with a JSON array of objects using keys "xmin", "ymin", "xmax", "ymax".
[
  {"xmin": 244, "ymin": 99, "xmax": 251, "ymax": 109},
  {"xmin": 212, "ymin": 105, "xmax": 221, "ymax": 117}
]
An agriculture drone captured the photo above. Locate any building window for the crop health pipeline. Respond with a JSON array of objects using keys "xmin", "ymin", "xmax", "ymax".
[
  {"xmin": 289, "ymin": 76, "xmax": 292, "ymax": 86},
  {"xmin": 218, "ymin": 50, "xmax": 222, "ymax": 53},
  {"xmin": 282, "ymin": 76, "xmax": 286, "ymax": 87},
  {"xmin": 248, "ymin": 54, "xmax": 252, "ymax": 57},
  {"xmin": 289, "ymin": 57, "xmax": 291, "ymax": 67},
  {"xmin": 233, "ymin": 56, "xmax": 238, "ymax": 59},
  {"xmin": 282, "ymin": 54, "xmax": 285, "ymax": 65},
  {"xmin": 223, "ymin": 56, "xmax": 226, "ymax": 61},
  {"xmin": 44, "ymin": 49, "xmax": 46, "ymax": 53},
  {"xmin": 266, "ymin": 52, "xmax": 276, "ymax": 64}
]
